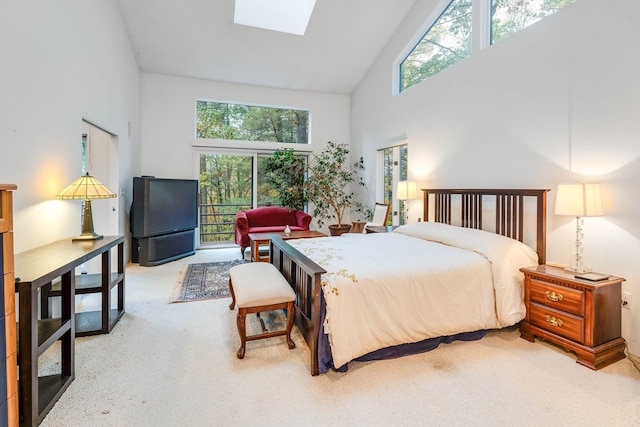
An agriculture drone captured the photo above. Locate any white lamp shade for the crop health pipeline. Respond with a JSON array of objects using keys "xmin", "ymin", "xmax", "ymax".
[
  {"xmin": 555, "ymin": 183, "xmax": 604, "ymax": 217},
  {"xmin": 397, "ymin": 181, "xmax": 418, "ymax": 200}
]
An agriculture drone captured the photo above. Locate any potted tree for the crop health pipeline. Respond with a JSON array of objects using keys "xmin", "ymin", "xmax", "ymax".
[{"xmin": 305, "ymin": 141, "xmax": 365, "ymax": 236}]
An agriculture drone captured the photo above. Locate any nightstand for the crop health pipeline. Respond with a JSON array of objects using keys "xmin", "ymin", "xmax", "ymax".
[{"xmin": 519, "ymin": 265, "xmax": 626, "ymax": 370}]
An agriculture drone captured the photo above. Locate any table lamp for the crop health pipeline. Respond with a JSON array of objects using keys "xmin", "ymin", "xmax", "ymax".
[
  {"xmin": 57, "ymin": 172, "xmax": 117, "ymax": 241},
  {"xmin": 397, "ymin": 181, "xmax": 418, "ymax": 201},
  {"xmin": 555, "ymin": 183, "xmax": 603, "ymax": 273}
]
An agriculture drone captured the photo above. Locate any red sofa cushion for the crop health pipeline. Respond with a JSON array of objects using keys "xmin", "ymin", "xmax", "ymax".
[
  {"xmin": 249, "ymin": 226, "xmax": 305, "ymax": 234},
  {"xmin": 246, "ymin": 207, "xmax": 297, "ymax": 227}
]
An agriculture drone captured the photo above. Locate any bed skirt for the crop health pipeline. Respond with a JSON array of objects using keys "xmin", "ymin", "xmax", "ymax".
[{"xmin": 317, "ymin": 297, "xmax": 490, "ymax": 373}]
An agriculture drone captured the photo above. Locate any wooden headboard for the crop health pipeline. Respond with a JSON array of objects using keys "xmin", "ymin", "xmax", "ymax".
[{"xmin": 422, "ymin": 189, "xmax": 549, "ymax": 264}]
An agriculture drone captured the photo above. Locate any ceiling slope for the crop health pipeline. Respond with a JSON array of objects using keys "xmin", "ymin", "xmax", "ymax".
[{"xmin": 117, "ymin": 0, "xmax": 418, "ymax": 94}]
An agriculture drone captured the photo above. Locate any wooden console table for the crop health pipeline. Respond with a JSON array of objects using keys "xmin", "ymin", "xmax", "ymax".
[{"xmin": 14, "ymin": 236, "xmax": 125, "ymax": 426}]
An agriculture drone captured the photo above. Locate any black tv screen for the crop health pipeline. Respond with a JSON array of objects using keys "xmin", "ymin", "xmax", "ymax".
[{"xmin": 131, "ymin": 177, "xmax": 199, "ymax": 238}]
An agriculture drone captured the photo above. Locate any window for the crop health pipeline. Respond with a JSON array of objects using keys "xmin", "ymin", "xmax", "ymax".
[
  {"xmin": 195, "ymin": 101, "xmax": 309, "ymax": 245},
  {"xmin": 380, "ymin": 144, "xmax": 409, "ymax": 225},
  {"xmin": 400, "ymin": 0, "xmax": 472, "ymax": 92},
  {"xmin": 196, "ymin": 100, "xmax": 310, "ymax": 144},
  {"xmin": 398, "ymin": 0, "xmax": 576, "ymax": 93},
  {"xmin": 491, "ymin": 0, "xmax": 576, "ymax": 45}
]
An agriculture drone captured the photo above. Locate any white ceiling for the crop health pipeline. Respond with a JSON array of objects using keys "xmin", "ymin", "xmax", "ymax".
[{"xmin": 116, "ymin": 0, "xmax": 420, "ymax": 95}]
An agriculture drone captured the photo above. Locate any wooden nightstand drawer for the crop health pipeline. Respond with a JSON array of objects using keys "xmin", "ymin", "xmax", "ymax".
[
  {"xmin": 529, "ymin": 302, "xmax": 584, "ymax": 344},
  {"xmin": 530, "ymin": 278, "xmax": 585, "ymax": 316},
  {"xmin": 520, "ymin": 265, "xmax": 626, "ymax": 370}
]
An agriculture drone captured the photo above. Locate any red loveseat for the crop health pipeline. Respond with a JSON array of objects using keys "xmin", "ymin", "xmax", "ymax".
[{"xmin": 235, "ymin": 207, "xmax": 312, "ymax": 256}]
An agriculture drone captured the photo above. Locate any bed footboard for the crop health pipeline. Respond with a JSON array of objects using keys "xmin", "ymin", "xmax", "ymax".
[{"xmin": 270, "ymin": 236, "xmax": 326, "ymax": 376}]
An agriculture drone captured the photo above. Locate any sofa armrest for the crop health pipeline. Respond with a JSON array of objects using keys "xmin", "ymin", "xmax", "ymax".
[
  {"xmin": 235, "ymin": 210, "xmax": 250, "ymax": 248},
  {"xmin": 295, "ymin": 210, "xmax": 312, "ymax": 230},
  {"xmin": 235, "ymin": 210, "xmax": 249, "ymax": 230}
]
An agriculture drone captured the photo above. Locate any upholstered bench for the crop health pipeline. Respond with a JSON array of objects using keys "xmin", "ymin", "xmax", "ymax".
[{"xmin": 228, "ymin": 262, "xmax": 296, "ymax": 359}]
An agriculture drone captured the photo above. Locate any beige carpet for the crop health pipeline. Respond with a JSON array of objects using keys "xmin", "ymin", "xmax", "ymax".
[{"xmin": 39, "ymin": 248, "xmax": 640, "ymax": 427}]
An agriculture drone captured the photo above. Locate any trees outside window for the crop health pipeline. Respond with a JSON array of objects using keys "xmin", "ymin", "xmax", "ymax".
[
  {"xmin": 400, "ymin": 0, "xmax": 472, "ymax": 92},
  {"xmin": 196, "ymin": 100, "xmax": 309, "ymax": 144},
  {"xmin": 195, "ymin": 100, "xmax": 310, "ymax": 245},
  {"xmin": 197, "ymin": 150, "xmax": 308, "ymax": 245},
  {"xmin": 491, "ymin": 0, "xmax": 576, "ymax": 45}
]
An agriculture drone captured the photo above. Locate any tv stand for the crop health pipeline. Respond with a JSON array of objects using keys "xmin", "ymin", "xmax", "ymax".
[{"xmin": 135, "ymin": 229, "xmax": 195, "ymax": 266}]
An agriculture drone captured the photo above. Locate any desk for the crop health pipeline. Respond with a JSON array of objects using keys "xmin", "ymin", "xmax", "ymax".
[
  {"xmin": 14, "ymin": 236, "xmax": 125, "ymax": 426},
  {"xmin": 249, "ymin": 231, "xmax": 326, "ymax": 262}
]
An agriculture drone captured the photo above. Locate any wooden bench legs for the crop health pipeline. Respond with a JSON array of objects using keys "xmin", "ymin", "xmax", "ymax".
[{"xmin": 229, "ymin": 278, "xmax": 296, "ymax": 359}]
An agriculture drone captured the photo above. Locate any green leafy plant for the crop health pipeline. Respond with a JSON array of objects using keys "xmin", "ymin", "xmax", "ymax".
[
  {"xmin": 262, "ymin": 148, "xmax": 306, "ymax": 210},
  {"xmin": 304, "ymin": 141, "xmax": 365, "ymax": 228},
  {"xmin": 352, "ymin": 201, "xmax": 374, "ymax": 222}
]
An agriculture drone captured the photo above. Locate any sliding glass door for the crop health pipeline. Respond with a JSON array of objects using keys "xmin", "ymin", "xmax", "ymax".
[
  {"xmin": 196, "ymin": 150, "xmax": 306, "ymax": 246},
  {"xmin": 198, "ymin": 152, "xmax": 253, "ymax": 245}
]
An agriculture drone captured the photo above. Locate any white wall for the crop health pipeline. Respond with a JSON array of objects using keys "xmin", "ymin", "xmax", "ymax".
[
  {"xmin": 141, "ymin": 73, "xmax": 350, "ymax": 176},
  {"xmin": 140, "ymin": 73, "xmax": 350, "ymax": 228},
  {"xmin": 0, "ymin": 0, "xmax": 141, "ymax": 254},
  {"xmin": 351, "ymin": 1, "xmax": 640, "ymax": 354}
]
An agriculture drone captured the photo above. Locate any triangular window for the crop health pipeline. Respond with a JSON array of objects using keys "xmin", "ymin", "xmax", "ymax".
[{"xmin": 399, "ymin": 0, "xmax": 472, "ymax": 92}]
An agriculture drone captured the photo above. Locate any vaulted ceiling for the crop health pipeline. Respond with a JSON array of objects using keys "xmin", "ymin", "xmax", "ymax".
[{"xmin": 116, "ymin": 0, "xmax": 421, "ymax": 95}]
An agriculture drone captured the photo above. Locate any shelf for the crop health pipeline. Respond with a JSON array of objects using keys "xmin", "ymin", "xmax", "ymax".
[
  {"xmin": 37, "ymin": 374, "xmax": 72, "ymax": 421},
  {"xmin": 49, "ymin": 272, "xmax": 124, "ymax": 295},
  {"xmin": 36, "ymin": 319, "xmax": 71, "ymax": 357},
  {"xmin": 75, "ymin": 309, "xmax": 125, "ymax": 337}
]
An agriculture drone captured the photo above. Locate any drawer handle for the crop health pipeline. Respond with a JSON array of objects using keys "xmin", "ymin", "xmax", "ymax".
[
  {"xmin": 545, "ymin": 291, "xmax": 563, "ymax": 302},
  {"xmin": 545, "ymin": 315, "xmax": 563, "ymax": 327}
]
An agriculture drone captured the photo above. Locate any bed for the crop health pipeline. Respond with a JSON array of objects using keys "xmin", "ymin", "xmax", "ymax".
[{"xmin": 269, "ymin": 188, "xmax": 549, "ymax": 375}]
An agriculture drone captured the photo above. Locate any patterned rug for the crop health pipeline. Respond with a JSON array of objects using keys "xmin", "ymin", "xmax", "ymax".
[{"xmin": 170, "ymin": 259, "xmax": 248, "ymax": 303}]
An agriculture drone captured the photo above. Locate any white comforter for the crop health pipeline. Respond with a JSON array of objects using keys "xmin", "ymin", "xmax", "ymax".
[{"xmin": 287, "ymin": 222, "xmax": 539, "ymax": 369}]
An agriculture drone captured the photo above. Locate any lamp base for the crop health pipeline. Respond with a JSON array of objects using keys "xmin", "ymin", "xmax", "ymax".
[
  {"xmin": 72, "ymin": 232, "xmax": 104, "ymax": 242},
  {"xmin": 73, "ymin": 200, "xmax": 104, "ymax": 241}
]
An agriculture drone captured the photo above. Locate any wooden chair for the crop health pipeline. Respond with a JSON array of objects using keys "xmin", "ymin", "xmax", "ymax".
[{"xmin": 362, "ymin": 202, "xmax": 390, "ymax": 232}]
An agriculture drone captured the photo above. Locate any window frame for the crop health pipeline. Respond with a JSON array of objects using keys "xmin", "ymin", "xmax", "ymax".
[
  {"xmin": 397, "ymin": 0, "xmax": 473, "ymax": 94},
  {"xmin": 393, "ymin": 0, "xmax": 455, "ymax": 95}
]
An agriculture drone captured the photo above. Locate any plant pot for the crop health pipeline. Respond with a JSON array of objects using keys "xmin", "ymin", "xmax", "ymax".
[
  {"xmin": 329, "ymin": 224, "xmax": 352, "ymax": 236},
  {"xmin": 350, "ymin": 222, "xmax": 366, "ymax": 233}
]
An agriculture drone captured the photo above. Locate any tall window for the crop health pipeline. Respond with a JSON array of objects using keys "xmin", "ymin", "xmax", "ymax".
[
  {"xmin": 381, "ymin": 144, "xmax": 408, "ymax": 225},
  {"xmin": 491, "ymin": 0, "xmax": 576, "ymax": 45},
  {"xmin": 196, "ymin": 100, "xmax": 309, "ymax": 144},
  {"xmin": 195, "ymin": 100, "xmax": 309, "ymax": 246}
]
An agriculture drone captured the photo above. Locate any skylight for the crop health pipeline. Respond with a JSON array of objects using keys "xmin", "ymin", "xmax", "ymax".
[{"xmin": 234, "ymin": 0, "xmax": 316, "ymax": 36}]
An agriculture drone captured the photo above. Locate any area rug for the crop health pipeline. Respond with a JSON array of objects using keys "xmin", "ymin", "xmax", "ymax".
[{"xmin": 170, "ymin": 259, "xmax": 248, "ymax": 303}]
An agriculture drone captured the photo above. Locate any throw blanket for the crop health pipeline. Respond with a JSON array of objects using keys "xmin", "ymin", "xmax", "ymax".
[{"xmin": 287, "ymin": 222, "xmax": 539, "ymax": 369}]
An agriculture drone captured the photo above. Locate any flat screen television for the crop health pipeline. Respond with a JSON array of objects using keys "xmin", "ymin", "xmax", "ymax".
[{"xmin": 131, "ymin": 176, "xmax": 199, "ymax": 238}]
